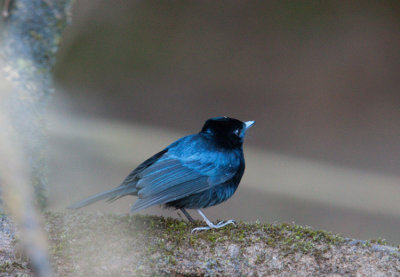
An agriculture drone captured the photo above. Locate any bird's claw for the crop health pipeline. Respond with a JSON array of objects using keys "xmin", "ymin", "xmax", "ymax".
[
  {"xmin": 191, "ymin": 219, "xmax": 236, "ymax": 233},
  {"xmin": 191, "ymin": 226, "xmax": 211, "ymax": 233},
  {"xmin": 217, "ymin": 219, "xmax": 236, "ymax": 226}
]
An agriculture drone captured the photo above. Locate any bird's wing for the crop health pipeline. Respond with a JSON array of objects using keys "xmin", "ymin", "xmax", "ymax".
[
  {"xmin": 119, "ymin": 149, "xmax": 168, "ymax": 187},
  {"xmin": 129, "ymin": 152, "xmax": 237, "ymax": 212}
]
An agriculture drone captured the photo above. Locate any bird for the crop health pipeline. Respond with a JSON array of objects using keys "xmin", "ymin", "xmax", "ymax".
[{"xmin": 68, "ymin": 116, "xmax": 254, "ymax": 232}]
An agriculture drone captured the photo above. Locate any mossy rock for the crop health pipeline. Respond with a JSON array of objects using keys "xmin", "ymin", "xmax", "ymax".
[{"xmin": 41, "ymin": 212, "xmax": 399, "ymax": 276}]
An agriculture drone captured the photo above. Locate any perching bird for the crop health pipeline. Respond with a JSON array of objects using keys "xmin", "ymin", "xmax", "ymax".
[{"xmin": 68, "ymin": 117, "xmax": 254, "ymax": 232}]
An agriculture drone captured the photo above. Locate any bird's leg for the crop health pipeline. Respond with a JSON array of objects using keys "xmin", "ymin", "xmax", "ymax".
[
  {"xmin": 191, "ymin": 209, "xmax": 235, "ymax": 233},
  {"xmin": 180, "ymin": 208, "xmax": 195, "ymax": 223}
]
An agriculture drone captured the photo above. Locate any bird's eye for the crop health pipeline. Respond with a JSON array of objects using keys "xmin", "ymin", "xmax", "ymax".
[{"xmin": 233, "ymin": 129, "xmax": 240, "ymax": 136}]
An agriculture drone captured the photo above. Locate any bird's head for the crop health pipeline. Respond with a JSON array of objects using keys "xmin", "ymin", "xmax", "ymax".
[{"xmin": 201, "ymin": 116, "xmax": 255, "ymax": 148}]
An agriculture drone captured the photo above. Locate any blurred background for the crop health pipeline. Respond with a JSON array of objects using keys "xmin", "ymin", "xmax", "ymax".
[{"xmin": 49, "ymin": 1, "xmax": 400, "ymax": 243}]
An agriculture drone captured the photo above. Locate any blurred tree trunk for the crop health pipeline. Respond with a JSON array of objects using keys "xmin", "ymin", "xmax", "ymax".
[
  {"xmin": 1, "ymin": 0, "xmax": 73, "ymax": 209},
  {"xmin": 0, "ymin": 0, "xmax": 73, "ymax": 276}
]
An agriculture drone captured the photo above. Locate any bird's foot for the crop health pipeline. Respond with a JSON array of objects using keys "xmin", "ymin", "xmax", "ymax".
[{"xmin": 191, "ymin": 219, "xmax": 235, "ymax": 233}]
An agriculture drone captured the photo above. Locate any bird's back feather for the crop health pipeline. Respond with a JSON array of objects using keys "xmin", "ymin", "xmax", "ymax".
[{"xmin": 68, "ymin": 130, "xmax": 245, "ymax": 211}]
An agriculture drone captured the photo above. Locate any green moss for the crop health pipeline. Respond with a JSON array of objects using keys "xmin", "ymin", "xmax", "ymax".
[
  {"xmin": 364, "ymin": 241, "xmax": 372, "ymax": 247},
  {"xmin": 370, "ymin": 237, "xmax": 388, "ymax": 246},
  {"xmin": 41, "ymin": 212, "xmax": 399, "ymax": 276},
  {"xmin": 0, "ymin": 261, "xmax": 28, "ymax": 274},
  {"xmin": 255, "ymin": 252, "xmax": 266, "ymax": 264},
  {"xmin": 29, "ymin": 30, "xmax": 43, "ymax": 40},
  {"xmin": 166, "ymin": 255, "xmax": 176, "ymax": 266}
]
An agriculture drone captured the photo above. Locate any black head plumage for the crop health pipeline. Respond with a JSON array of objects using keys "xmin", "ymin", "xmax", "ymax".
[{"xmin": 201, "ymin": 117, "xmax": 254, "ymax": 148}]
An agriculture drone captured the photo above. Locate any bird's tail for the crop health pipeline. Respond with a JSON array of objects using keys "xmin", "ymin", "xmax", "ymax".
[{"xmin": 67, "ymin": 186, "xmax": 137, "ymax": 209}]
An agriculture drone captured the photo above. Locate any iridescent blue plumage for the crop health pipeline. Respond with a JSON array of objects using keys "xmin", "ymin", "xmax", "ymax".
[{"xmin": 68, "ymin": 117, "xmax": 254, "ymax": 232}]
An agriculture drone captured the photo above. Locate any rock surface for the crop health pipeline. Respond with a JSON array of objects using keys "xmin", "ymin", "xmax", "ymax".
[{"xmin": 1, "ymin": 212, "xmax": 399, "ymax": 276}]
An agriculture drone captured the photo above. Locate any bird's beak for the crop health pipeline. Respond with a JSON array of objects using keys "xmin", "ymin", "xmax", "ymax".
[{"xmin": 244, "ymin": 120, "xmax": 255, "ymax": 130}]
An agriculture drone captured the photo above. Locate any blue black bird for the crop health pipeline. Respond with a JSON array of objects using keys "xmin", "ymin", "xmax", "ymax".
[{"xmin": 68, "ymin": 117, "xmax": 254, "ymax": 232}]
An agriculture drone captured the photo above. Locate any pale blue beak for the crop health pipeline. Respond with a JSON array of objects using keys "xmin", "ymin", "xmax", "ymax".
[{"xmin": 244, "ymin": 120, "xmax": 255, "ymax": 130}]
